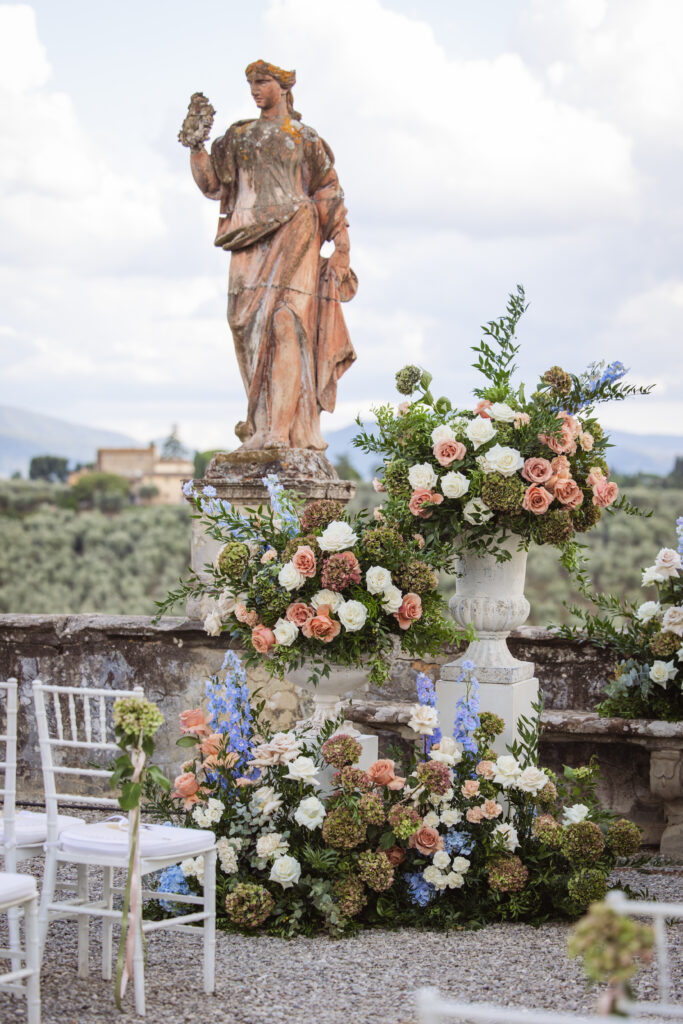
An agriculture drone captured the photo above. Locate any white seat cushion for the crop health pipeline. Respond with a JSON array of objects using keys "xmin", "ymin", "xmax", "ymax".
[
  {"xmin": 0, "ymin": 871, "xmax": 38, "ymax": 908},
  {"xmin": 0, "ymin": 810, "xmax": 86, "ymax": 847},
  {"xmin": 58, "ymin": 818, "xmax": 215, "ymax": 859}
]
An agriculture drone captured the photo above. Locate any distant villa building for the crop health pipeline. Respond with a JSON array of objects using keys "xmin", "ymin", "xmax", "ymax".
[{"xmin": 89, "ymin": 444, "xmax": 193, "ymax": 505}]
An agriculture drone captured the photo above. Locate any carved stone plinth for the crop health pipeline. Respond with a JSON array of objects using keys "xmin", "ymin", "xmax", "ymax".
[{"xmin": 651, "ymin": 748, "xmax": 683, "ymax": 858}]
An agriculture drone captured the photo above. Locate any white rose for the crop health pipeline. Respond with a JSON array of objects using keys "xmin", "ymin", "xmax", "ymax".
[
  {"xmin": 407, "ymin": 704, "xmax": 439, "ymax": 735},
  {"xmin": 216, "ymin": 838, "xmax": 238, "ymax": 874},
  {"xmin": 440, "ymin": 809, "xmax": 462, "ymax": 827},
  {"xmin": 441, "ymin": 471, "xmax": 470, "ymax": 499},
  {"xmin": 466, "ymin": 417, "xmax": 497, "ymax": 449},
  {"xmin": 494, "ymin": 822, "xmax": 519, "ymax": 852},
  {"xmin": 285, "ymin": 755, "xmax": 320, "ymax": 786},
  {"xmin": 514, "ymin": 766, "xmax": 549, "ymax": 796},
  {"xmin": 422, "ymin": 811, "xmax": 440, "ymax": 828},
  {"xmin": 256, "ymin": 832, "xmax": 289, "ymax": 859},
  {"xmin": 203, "ymin": 609, "xmax": 223, "ymax": 637},
  {"xmin": 430, "ymin": 736, "xmax": 462, "ymax": 767},
  {"xmin": 636, "ymin": 601, "xmax": 661, "ymax": 623},
  {"xmin": 431, "ymin": 424, "xmax": 456, "ymax": 444},
  {"xmin": 485, "ymin": 444, "xmax": 525, "ymax": 478},
  {"xmin": 252, "ymin": 786, "xmax": 283, "ymax": 817},
  {"xmin": 381, "ymin": 585, "xmax": 404, "ymax": 614},
  {"xmin": 366, "ymin": 566, "xmax": 392, "ymax": 594},
  {"xmin": 268, "ymin": 732, "xmax": 302, "ymax": 763},
  {"xmin": 446, "ymin": 871, "xmax": 465, "ymax": 889},
  {"xmin": 311, "ymin": 589, "xmax": 344, "ymax": 612},
  {"xmin": 492, "ymin": 756, "xmax": 521, "ymax": 788},
  {"xmin": 476, "ymin": 452, "xmax": 496, "ymax": 474},
  {"xmin": 439, "ymin": 787, "xmax": 454, "ymax": 804},
  {"xmin": 642, "ymin": 565, "xmax": 665, "ymax": 587},
  {"xmin": 422, "ymin": 865, "xmax": 442, "ymax": 886},
  {"xmin": 433, "ymin": 850, "xmax": 451, "ymax": 870},
  {"xmin": 217, "ymin": 590, "xmax": 237, "ymax": 617},
  {"xmin": 318, "ymin": 521, "xmax": 358, "ymax": 552},
  {"xmin": 489, "ymin": 402, "xmax": 517, "ymax": 423},
  {"xmin": 463, "ymin": 498, "xmax": 494, "ymax": 525},
  {"xmin": 655, "ymin": 548, "xmax": 682, "ymax": 578},
  {"xmin": 433, "ymin": 874, "xmax": 449, "ymax": 891},
  {"xmin": 180, "ymin": 856, "xmax": 203, "ymax": 883},
  {"xmin": 649, "ymin": 660, "xmax": 677, "ymax": 685},
  {"xmin": 338, "ymin": 600, "xmax": 368, "ymax": 632},
  {"xmin": 451, "ymin": 856, "xmax": 470, "ymax": 873},
  {"xmin": 269, "ymin": 855, "xmax": 301, "ymax": 889},
  {"xmin": 562, "ymin": 803, "xmax": 589, "ymax": 825},
  {"xmin": 278, "ymin": 561, "xmax": 305, "ymax": 591},
  {"xmin": 678, "ymin": 645, "xmax": 683, "ymax": 662},
  {"xmin": 662, "ymin": 606, "xmax": 683, "ymax": 637},
  {"xmin": 273, "ymin": 617, "xmax": 299, "ymax": 646},
  {"xmin": 408, "ymin": 463, "xmax": 438, "ymax": 490},
  {"xmin": 294, "ymin": 796, "xmax": 326, "ymax": 830}
]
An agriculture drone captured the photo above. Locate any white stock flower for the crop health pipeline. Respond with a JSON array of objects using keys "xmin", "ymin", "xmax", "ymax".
[
  {"xmin": 649, "ymin": 660, "xmax": 677, "ymax": 685},
  {"xmin": 494, "ymin": 822, "xmax": 519, "ymax": 852},
  {"xmin": 408, "ymin": 462, "xmax": 438, "ymax": 490},
  {"xmin": 318, "ymin": 521, "xmax": 358, "ymax": 552},
  {"xmin": 641, "ymin": 565, "xmax": 665, "ymax": 587},
  {"xmin": 430, "ymin": 736, "xmax": 462, "ymax": 767},
  {"xmin": 451, "ymin": 856, "xmax": 470, "ymax": 873},
  {"xmin": 180, "ymin": 856, "xmax": 204, "ymax": 884},
  {"xmin": 433, "ymin": 850, "xmax": 451, "ymax": 870},
  {"xmin": 294, "ymin": 796, "xmax": 326, "ymax": 830},
  {"xmin": 431, "ymin": 424, "xmax": 456, "ymax": 444},
  {"xmin": 285, "ymin": 756, "xmax": 320, "ymax": 786},
  {"xmin": 422, "ymin": 865, "xmax": 442, "ymax": 886},
  {"xmin": 562, "ymin": 803, "xmax": 589, "ymax": 825},
  {"xmin": 440, "ymin": 808, "xmax": 462, "ymax": 827},
  {"xmin": 441, "ymin": 471, "xmax": 470, "ymax": 499},
  {"xmin": 273, "ymin": 617, "xmax": 298, "ymax": 646},
  {"xmin": 203, "ymin": 609, "xmax": 223, "ymax": 637},
  {"xmin": 662, "ymin": 606, "xmax": 683, "ymax": 637},
  {"xmin": 256, "ymin": 833, "xmax": 289, "ymax": 859},
  {"xmin": 278, "ymin": 561, "xmax": 306, "ymax": 591},
  {"xmin": 381, "ymin": 585, "xmax": 404, "ymax": 614},
  {"xmin": 484, "ymin": 444, "xmax": 525, "ymax": 478},
  {"xmin": 366, "ymin": 565, "xmax": 392, "ymax": 594},
  {"xmin": 636, "ymin": 601, "xmax": 661, "ymax": 623},
  {"xmin": 514, "ymin": 766, "xmax": 549, "ymax": 796},
  {"xmin": 446, "ymin": 871, "xmax": 465, "ymax": 889},
  {"xmin": 655, "ymin": 548, "xmax": 682, "ymax": 578},
  {"xmin": 466, "ymin": 417, "xmax": 496, "ymax": 449},
  {"xmin": 422, "ymin": 811, "xmax": 440, "ymax": 828},
  {"xmin": 311, "ymin": 589, "xmax": 343, "ymax": 612},
  {"xmin": 407, "ymin": 704, "xmax": 439, "ymax": 735},
  {"xmin": 252, "ymin": 786, "xmax": 283, "ymax": 817},
  {"xmin": 462, "ymin": 498, "xmax": 494, "ymax": 525},
  {"xmin": 217, "ymin": 590, "xmax": 237, "ymax": 617},
  {"xmin": 489, "ymin": 402, "xmax": 517, "ymax": 423},
  {"xmin": 192, "ymin": 797, "xmax": 224, "ymax": 828},
  {"xmin": 269, "ymin": 855, "xmax": 301, "ymax": 889},
  {"xmin": 216, "ymin": 838, "xmax": 238, "ymax": 874},
  {"xmin": 338, "ymin": 600, "xmax": 368, "ymax": 632},
  {"xmin": 492, "ymin": 756, "xmax": 522, "ymax": 788}
]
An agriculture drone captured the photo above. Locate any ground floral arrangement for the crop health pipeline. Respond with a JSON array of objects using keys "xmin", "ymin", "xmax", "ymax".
[
  {"xmin": 146, "ymin": 658, "xmax": 643, "ymax": 938},
  {"xmin": 156, "ymin": 475, "xmax": 469, "ymax": 687},
  {"xmin": 352, "ymin": 287, "xmax": 650, "ymax": 576},
  {"xmin": 561, "ymin": 517, "xmax": 683, "ymax": 721}
]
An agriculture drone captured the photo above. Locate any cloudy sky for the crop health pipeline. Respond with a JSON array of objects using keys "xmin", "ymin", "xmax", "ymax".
[{"xmin": 1, "ymin": 0, "xmax": 681, "ymax": 451}]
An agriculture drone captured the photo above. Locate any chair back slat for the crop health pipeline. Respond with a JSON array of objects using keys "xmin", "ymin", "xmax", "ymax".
[
  {"xmin": 53, "ymin": 691, "xmax": 64, "ymax": 741},
  {"xmin": 83, "ymin": 692, "xmax": 92, "ymax": 743},
  {"xmin": 99, "ymin": 695, "xmax": 107, "ymax": 743},
  {"xmin": 68, "ymin": 691, "xmax": 78, "ymax": 741},
  {"xmin": 0, "ymin": 678, "xmax": 18, "ymax": 870}
]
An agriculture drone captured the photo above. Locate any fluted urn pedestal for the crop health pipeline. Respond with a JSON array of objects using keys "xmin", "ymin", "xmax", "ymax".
[{"xmin": 436, "ymin": 535, "xmax": 539, "ymax": 755}]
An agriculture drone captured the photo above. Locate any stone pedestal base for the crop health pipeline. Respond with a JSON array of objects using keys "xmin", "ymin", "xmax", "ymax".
[
  {"xmin": 436, "ymin": 672, "xmax": 539, "ymax": 757},
  {"xmin": 186, "ymin": 448, "xmax": 356, "ymax": 619},
  {"xmin": 651, "ymin": 748, "xmax": 683, "ymax": 858}
]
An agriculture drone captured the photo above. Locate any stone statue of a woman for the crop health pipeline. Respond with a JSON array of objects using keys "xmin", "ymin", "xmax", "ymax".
[{"xmin": 179, "ymin": 61, "xmax": 357, "ymax": 452}]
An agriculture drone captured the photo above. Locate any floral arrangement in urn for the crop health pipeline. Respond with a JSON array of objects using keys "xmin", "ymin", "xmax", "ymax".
[
  {"xmin": 352, "ymin": 287, "xmax": 651, "ymax": 574},
  {"xmin": 146, "ymin": 666, "xmax": 642, "ymax": 937},
  {"xmin": 561, "ymin": 519, "xmax": 683, "ymax": 721},
  {"xmin": 156, "ymin": 476, "xmax": 466, "ymax": 687}
]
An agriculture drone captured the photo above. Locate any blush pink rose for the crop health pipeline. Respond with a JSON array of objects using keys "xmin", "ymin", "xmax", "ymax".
[
  {"xmin": 476, "ymin": 760, "xmax": 495, "ymax": 780},
  {"xmin": 592, "ymin": 479, "xmax": 619, "ymax": 508},
  {"xmin": 550, "ymin": 456, "xmax": 572, "ymax": 479},
  {"xmin": 538, "ymin": 421, "xmax": 576, "ymax": 455},
  {"xmin": 286, "ymin": 602, "xmax": 315, "ymax": 627},
  {"xmin": 554, "ymin": 478, "xmax": 584, "ymax": 509},
  {"xmin": 386, "ymin": 775, "xmax": 406, "ymax": 791},
  {"xmin": 260, "ymin": 548, "xmax": 277, "ymax": 564},
  {"xmin": 408, "ymin": 488, "xmax": 444, "ymax": 519},
  {"xmin": 374, "ymin": 507, "xmax": 385, "ymax": 522},
  {"xmin": 395, "ymin": 592, "xmax": 422, "ymax": 630},
  {"xmin": 385, "ymin": 846, "xmax": 406, "ymax": 866},
  {"xmin": 235, "ymin": 603, "xmax": 259, "ymax": 627},
  {"xmin": 409, "ymin": 826, "xmax": 444, "ymax": 855},
  {"xmin": 521, "ymin": 457, "xmax": 553, "ymax": 485},
  {"xmin": 558, "ymin": 411, "xmax": 581, "ymax": 438},
  {"xmin": 251, "ymin": 624, "xmax": 276, "ymax": 654},
  {"xmin": 461, "ymin": 779, "xmax": 480, "ymax": 798},
  {"xmin": 368, "ymin": 759, "xmax": 398, "ymax": 786},
  {"xmin": 413, "ymin": 533, "xmax": 425, "ymax": 549},
  {"xmin": 586, "ymin": 466, "xmax": 606, "ymax": 488},
  {"xmin": 433, "ymin": 439, "xmax": 466, "ymax": 466},
  {"xmin": 302, "ymin": 610, "xmax": 342, "ymax": 643},
  {"xmin": 372, "ymin": 477, "xmax": 387, "ymax": 492},
  {"xmin": 291, "ymin": 545, "xmax": 317, "ymax": 578},
  {"xmin": 522, "ymin": 485, "xmax": 554, "ymax": 515},
  {"xmin": 579, "ymin": 432, "xmax": 594, "ymax": 452},
  {"xmin": 397, "ymin": 401, "xmax": 410, "ymax": 416},
  {"xmin": 474, "ymin": 399, "xmax": 493, "ymax": 418},
  {"xmin": 466, "ymin": 806, "xmax": 484, "ymax": 824},
  {"xmin": 179, "ymin": 708, "xmax": 211, "ymax": 736},
  {"xmin": 480, "ymin": 799, "xmax": 503, "ymax": 820},
  {"xmin": 514, "ymin": 412, "xmax": 531, "ymax": 428}
]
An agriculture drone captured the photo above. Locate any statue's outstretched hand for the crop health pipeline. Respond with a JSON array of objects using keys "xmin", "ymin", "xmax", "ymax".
[{"xmin": 178, "ymin": 92, "xmax": 215, "ymax": 151}]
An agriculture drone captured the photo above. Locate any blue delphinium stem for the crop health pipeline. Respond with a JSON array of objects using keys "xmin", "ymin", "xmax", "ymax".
[
  {"xmin": 262, "ymin": 473, "xmax": 299, "ymax": 537},
  {"xmin": 415, "ymin": 670, "xmax": 441, "ymax": 754},
  {"xmin": 677, "ymin": 516, "xmax": 683, "ymax": 556},
  {"xmin": 453, "ymin": 659, "xmax": 480, "ymax": 754},
  {"xmin": 205, "ymin": 650, "xmax": 253, "ymax": 774}
]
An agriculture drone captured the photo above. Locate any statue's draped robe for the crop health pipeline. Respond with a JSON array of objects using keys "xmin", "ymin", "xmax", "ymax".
[{"xmin": 203, "ymin": 117, "xmax": 356, "ymax": 450}]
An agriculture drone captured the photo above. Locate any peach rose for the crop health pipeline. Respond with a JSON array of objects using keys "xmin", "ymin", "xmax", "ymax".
[
  {"xmin": 521, "ymin": 457, "xmax": 553, "ymax": 485},
  {"xmin": 368, "ymin": 759, "xmax": 398, "ymax": 786},
  {"xmin": 302, "ymin": 610, "xmax": 342, "ymax": 643},
  {"xmin": 461, "ymin": 779, "xmax": 480, "ymax": 798},
  {"xmin": 551, "ymin": 455, "xmax": 572, "ymax": 479},
  {"xmin": 251, "ymin": 624, "xmax": 276, "ymax": 654},
  {"xmin": 474, "ymin": 399, "xmax": 493, "ymax": 418},
  {"xmin": 409, "ymin": 826, "xmax": 444, "ymax": 855},
  {"xmin": 476, "ymin": 760, "xmax": 495, "ymax": 780},
  {"xmin": 433, "ymin": 439, "xmax": 466, "ymax": 466},
  {"xmin": 172, "ymin": 772, "xmax": 200, "ymax": 807},
  {"xmin": 413, "ymin": 533, "xmax": 425, "ymax": 549},
  {"xmin": 586, "ymin": 466, "xmax": 606, "ymax": 488},
  {"xmin": 235, "ymin": 603, "xmax": 259, "ymax": 627},
  {"xmin": 480, "ymin": 799, "xmax": 503, "ymax": 819},
  {"xmin": 179, "ymin": 708, "xmax": 210, "ymax": 736},
  {"xmin": 397, "ymin": 401, "xmax": 410, "ymax": 416},
  {"xmin": 396, "ymin": 592, "xmax": 423, "ymax": 630},
  {"xmin": 372, "ymin": 477, "xmax": 387, "ymax": 492},
  {"xmin": 292, "ymin": 545, "xmax": 317, "ymax": 578},
  {"xmin": 374, "ymin": 507, "xmax": 385, "ymax": 522},
  {"xmin": 386, "ymin": 775, "xmax": 406, "ymax": 791},
  {"xmin": 260, "ymin": 548, "xmax": 277, "ymax": 564},
  {"xmin": 538, "ymin": 422, "xmax": 576, "ymax": 455},
  {"xmin": 554, "ymin": 478, "xmax": 584, "ymax": 509},
  {"xmin": 408, "ymin": 488, "xmax": 444, "ymax": 519},
  {"xmin": 466, "ymin": 806, "xmax": 484, "ymax": 823},
  {"xmin": 592, "ymin": 479, "xmax": 619, "ymax": 508},
  {"xmin": 514, "ymin": 412, "xmax": 531, "ymax": 428},
  {"xmin": 558, "ymin": 411, "xmax": 581, "ymax": 438},
  {"xmin": 235, "ymin": 776, "xmax": 257, "ymax": 787},
  {"xmin": 579, "ymin": 432, "xmax": 594, "ymax": 452},
  {"xmin": 200, "ymin": 732, "xmax": 223, "ymax": 758},
  {"xmin": 384, "ymin": 845, "xmax": 406, "ymax": 866},
  {"xmin": 286, "ymin": 602, "xmax": 315, "ymax": 627},
  {"xmin": 204, "ymin": 750, "xmax": 239, "ymax": 773},
  {"xmin": 522, "ymin": 485, "xmax": 554, "ymax": 515}
]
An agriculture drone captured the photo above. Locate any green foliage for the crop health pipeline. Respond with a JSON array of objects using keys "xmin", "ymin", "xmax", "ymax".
[
  {"xmin": 29, "ymin": 454, "xmax": 69, "ymax": 482},
  {"xmin": 193, "ymin": 449, "xmax": 219, "ymax": 478},
  {"xmin": 71, "ymin": 471, "xmax": 130, "ymax": 508},
  {"xmin": 333, "ymin": 455, "xmax": 362, "ymax": 482}
]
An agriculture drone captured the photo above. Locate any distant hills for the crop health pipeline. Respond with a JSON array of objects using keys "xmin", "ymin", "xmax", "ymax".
[{"xmin": 0, "ymin": 405, "xmax": 681, "ymax": 480}]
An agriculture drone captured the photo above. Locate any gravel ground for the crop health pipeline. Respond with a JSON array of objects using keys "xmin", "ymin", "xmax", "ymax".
[{"xmin": 1, "ymin": 859, "xmax": 681, "ymax": 1024}]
